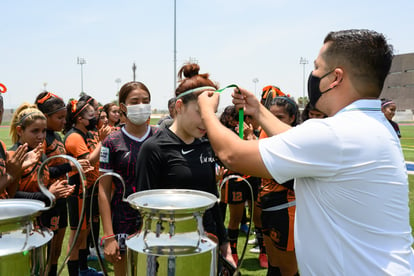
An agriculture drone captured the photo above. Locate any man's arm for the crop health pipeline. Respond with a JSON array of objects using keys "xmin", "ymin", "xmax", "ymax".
[{"xmin": 198, "ymin": 91, "xmax": 272, "ymax": 179}]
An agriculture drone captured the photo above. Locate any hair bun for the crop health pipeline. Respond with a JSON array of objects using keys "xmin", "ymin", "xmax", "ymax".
[{"xmin": 181, "ymin": 63, "xmax": 200, "ymax": 79}]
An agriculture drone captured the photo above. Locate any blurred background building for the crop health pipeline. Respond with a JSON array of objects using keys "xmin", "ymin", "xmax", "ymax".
[{"xmin": 381, "ymin": 53, "xmax": 414, "ymax": 121}]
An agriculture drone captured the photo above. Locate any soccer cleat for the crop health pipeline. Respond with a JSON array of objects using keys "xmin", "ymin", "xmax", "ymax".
[
  {"xmin": 87, "ymin": 247, "xmax": 101, "ymax": 261},
  {"xmin": 248, "ymin": 237, "xmax": 258, "ymax": 245},
  {"xmin": 249, "ymin": 245, "xmax": 260, "ymax": 254},
  {"xmin": 259, "ymin": 253, "xmax": 268, "ymax": 268},
  {"xmin": 88, "ymin": 246, "xmax": 105, "ymax": 260}
]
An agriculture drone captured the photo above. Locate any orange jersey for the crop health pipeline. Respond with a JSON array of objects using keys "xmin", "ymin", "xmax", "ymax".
[
  {"xmin": 257, "ymin": 129, "xmax": 295, "ymax": 208},
  {"xmin": 9, "ymin": 143, "xmax": 50, "ymax": 193},
  {"xmin": 258, "ymin": 178, "xmax": 295, "ymax": 208},
  {"xmin": 89, "ymin": 129, "xmax": 100, "ymax": 145},
  {"xmin": 44, "ymin": 130, "xmax": 68, "ymax": 180},
  {"xmin": 64, "ymin": 128, "xmax": 98, "ymax": 188},
  {"xmin": 259, "ymin": 129, "xmax": 268, "ymax": 139},
  {"xmin": 85, "ymin": 130, "xmax": 99, "ymax": 188},
  {"xmin": 45, "ymin": 130, "xmax": 66, "ymax": 162},
  {"xmin": 64, "ymin": 128, "xmax": 89, "ymax": 180}
]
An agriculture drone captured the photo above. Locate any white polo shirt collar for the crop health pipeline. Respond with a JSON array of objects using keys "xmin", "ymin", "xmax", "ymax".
[{"xmin": 336, "ymin": 99, "xmax": 381, "ymax": 115}]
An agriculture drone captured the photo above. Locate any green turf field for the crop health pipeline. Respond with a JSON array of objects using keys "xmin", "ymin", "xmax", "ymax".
[
  {"xmin": 0, "ymin": 121, "xmax": 413, "ymax": 276},
  {"xmin": 401, "ymin": 124, "xmax": 414, "ymax": 161}
]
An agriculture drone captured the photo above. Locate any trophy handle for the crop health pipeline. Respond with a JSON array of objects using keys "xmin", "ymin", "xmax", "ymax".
[{"xmin": 37, "ymin": 154, "xmax": 86, "ymax": 211}]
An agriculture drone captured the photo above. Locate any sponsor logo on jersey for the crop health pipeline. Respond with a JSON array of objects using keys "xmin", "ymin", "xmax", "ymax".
[
  {"xmin": 200, "ymin": 153, "xmax": 215, "ymax": 164},
  {"xmin": 181, "ymin": 149, "xmax": 195, "ymax": 155},
  {"xmin": 100, "ymin": 146, "xmax": 110, "ymax": 163}
]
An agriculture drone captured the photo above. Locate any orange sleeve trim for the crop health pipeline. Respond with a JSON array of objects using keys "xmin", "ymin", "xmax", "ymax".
[
  {"xmin": 65, "ymin": 133, "xmax": 89, "ymax": 158},
  {"xmin": 259, "ymin": 130, "xmax": 268, "ymax": 139}
]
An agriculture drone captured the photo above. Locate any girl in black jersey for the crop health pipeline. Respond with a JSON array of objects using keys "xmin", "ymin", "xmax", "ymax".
[
  {"xmin": 98, "ymin": 81, "xmax": 157, "ymax": 276},
  {"xmin": 135, "ymin": 63, "xmax": 235, "ymax": 268}
]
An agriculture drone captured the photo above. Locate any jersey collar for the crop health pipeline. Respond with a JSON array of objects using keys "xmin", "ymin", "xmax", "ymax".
[
  {"xmin": 336, "ymin": 99, "xmax": 381, "ymax": 115},
  {"xmin": 121, "ymin": 125, "xmax": 151, "ymax": 142}
]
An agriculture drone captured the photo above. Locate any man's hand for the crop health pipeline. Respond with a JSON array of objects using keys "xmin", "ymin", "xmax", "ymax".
[{"xmin": 232, "ymin": 87, "xmax": 261, "ymax": 119}]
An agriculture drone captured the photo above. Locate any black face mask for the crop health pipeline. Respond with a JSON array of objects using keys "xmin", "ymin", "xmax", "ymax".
[
  {"xmin": 307, "ymin": 70, "xmax": 335, "ymax": 106},
  {"xmin": 85, "ymin": 117, "xmax": 98, "ymax": 131}
]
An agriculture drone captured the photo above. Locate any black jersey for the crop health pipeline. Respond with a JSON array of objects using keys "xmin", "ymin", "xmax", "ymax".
[
  {"xmin": 135, "ymin": 127, "xmax": 227, "ymax": 244},
  {"xmin": 136, "ymin": 128, "xmax": 217, "ymax": 194},
  {"xmin": 100, "ymin": 126, "xmax": 157, "ymax": 233},
  {"xmin": 388, "ymin": 120, "xmax": 401, "ymax": 138}
]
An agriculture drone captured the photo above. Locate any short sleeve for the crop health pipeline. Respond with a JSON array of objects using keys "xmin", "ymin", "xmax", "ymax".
[
  {"xmin": 65, "ymin": 133, "xmax": 89, "ymax": 159},
  {"xmin": 259, "ymin": 120, "xmax": 342, "ymax": 183}
]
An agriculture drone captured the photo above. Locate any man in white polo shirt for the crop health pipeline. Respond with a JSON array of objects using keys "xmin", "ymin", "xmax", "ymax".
[{"xmin": 198, "ymin": 29, "xmax": 414, "ymax": 275}]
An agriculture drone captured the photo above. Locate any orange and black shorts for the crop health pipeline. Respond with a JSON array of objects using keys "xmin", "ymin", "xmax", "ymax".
[
  {"xmin": 67, "ymin": 182, "xmax": 92, "ymax": 230},
  {"xmin": 261, "ymin": 204, "xmax": 295, "ymax": 252},
  {"xmin": 220, "ymin": 176, "xmax": 260, "ymax": 204}
]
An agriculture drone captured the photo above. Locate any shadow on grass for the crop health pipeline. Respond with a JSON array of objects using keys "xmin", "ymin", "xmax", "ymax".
[{"xmin": 87, "ymin": 258, "xmax": 114, "ymax": 274}]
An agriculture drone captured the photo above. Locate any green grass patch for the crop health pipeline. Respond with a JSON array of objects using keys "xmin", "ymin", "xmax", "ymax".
[{"xmin": 401, "ymin": 125, "xmax": 414, "ymax": 162}]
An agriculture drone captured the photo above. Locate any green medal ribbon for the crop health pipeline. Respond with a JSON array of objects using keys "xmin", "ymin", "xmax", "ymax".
[
  {"xmin": 215, "ymin": 84, "xmax": 244, "ymax": 139},
  {"xmin": 177, "ymin": 84, "xmax": 245, "ymax": 139}
]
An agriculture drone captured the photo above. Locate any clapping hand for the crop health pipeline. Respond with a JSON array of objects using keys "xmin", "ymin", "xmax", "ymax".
[
  {"xmin": 22, "ymin": 143, "xmax": 43, "ymax": 171},
  {"xmin": 6, "ymin": 143, "xmax": 28, "ymax": 179},
  {"xmin": 48, "ymin": 179, "xmax": 74, "ymax": 199}
]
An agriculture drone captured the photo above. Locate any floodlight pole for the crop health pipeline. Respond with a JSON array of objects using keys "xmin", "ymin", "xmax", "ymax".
[
  {"xmin": 299, "ymin": 57, "xmax": 308, "ymax": 107},
  {"xmin": 77, "ymin": 57, "xmax": 86, "ymax": 93},
  {"xmin": 132, "ymin": 62, "xmax": 137, "ymax": 81}
]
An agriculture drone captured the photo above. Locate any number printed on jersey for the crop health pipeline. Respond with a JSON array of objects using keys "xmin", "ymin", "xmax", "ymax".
[{"xmin": 100, "ymin": 146, "xmax": 110, "ymax": 163}]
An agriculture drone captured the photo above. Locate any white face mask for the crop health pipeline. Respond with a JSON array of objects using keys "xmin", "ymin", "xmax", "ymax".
[{"xmin": 126, "ymin": 103, "xmax": 151, "ymax": 125}]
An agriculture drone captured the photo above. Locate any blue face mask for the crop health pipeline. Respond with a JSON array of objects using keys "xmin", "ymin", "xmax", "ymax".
[{"xmin": 307, "ymin": 70, "xmax": 335, "ymax": 106}]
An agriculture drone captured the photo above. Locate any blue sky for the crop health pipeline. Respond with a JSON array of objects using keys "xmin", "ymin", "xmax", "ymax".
[{"xmin": 1, "ymin": 0, "xmax": 413, "ymax": 111}]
